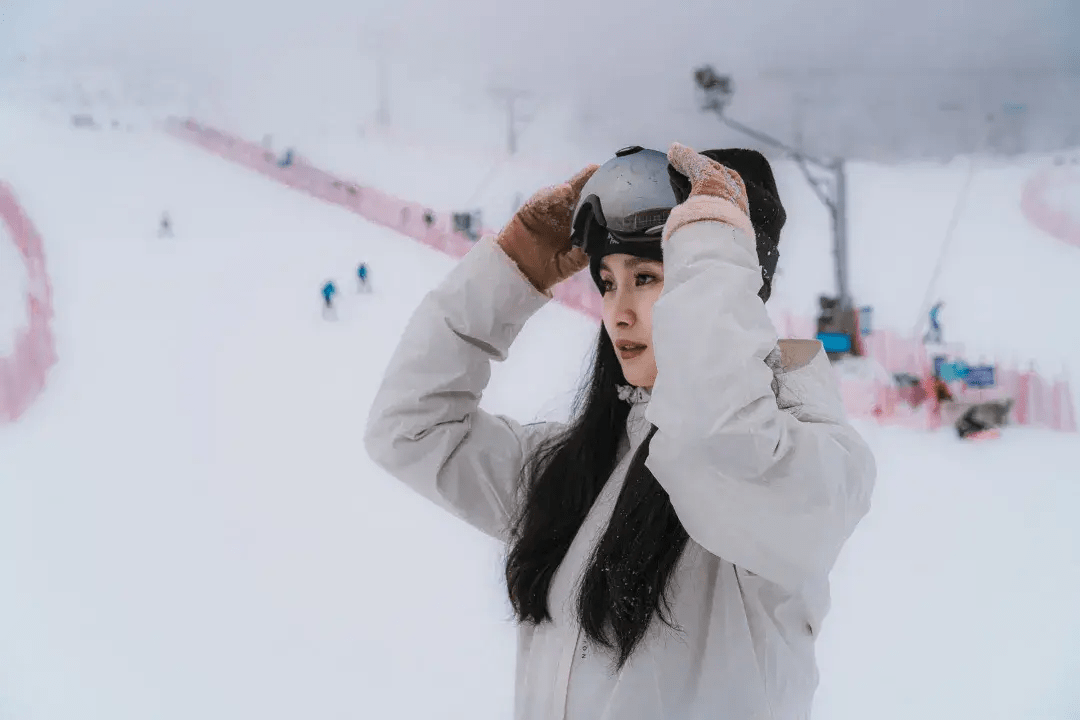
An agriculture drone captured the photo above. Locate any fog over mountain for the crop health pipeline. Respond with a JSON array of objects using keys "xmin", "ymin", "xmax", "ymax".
[{"xmin": 2, "ymin": 0, "xmax": 1077, "ymax": 158}]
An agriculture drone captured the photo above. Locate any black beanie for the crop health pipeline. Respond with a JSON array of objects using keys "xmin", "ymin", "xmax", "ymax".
[
  {"xmin": 585, "ymin": 147, "xmax": 786, "ymax": 302},
  {"xmin": 588, "ymin": 233, "xmax": 664, "ymax": 292},
  {"xmin": 668, "ymin": 148, "xmax": 786, "ymax": 302}
]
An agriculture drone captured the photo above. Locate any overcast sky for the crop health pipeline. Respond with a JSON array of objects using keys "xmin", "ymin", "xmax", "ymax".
[
  {"xmin": 11, "ymin": 0, "xmax": 1076, "ymax": 77},
  {"xmin": 3, "ymin": 0, "xmax": 1077, "ymax": 154}
]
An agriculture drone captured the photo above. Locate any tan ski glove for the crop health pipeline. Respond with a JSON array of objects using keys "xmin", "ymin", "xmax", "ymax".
[
  {"xmin": 496, "ymin": 165, "xmax": 599, "ymax": 294},
  {"xmin": 664, "ymin": 142, "xmax": 753, "ymax": 241}
]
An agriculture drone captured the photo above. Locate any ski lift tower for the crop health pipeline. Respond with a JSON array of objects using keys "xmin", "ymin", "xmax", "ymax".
[{"xmin": 694, "ymin": 66, "xmax": 860, "ymax": 352}]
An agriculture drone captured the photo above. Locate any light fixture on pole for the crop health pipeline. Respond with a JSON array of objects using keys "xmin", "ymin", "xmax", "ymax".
[{"xmin": 694, "ymin": 65, "xmax": 853, "ymax": 316}]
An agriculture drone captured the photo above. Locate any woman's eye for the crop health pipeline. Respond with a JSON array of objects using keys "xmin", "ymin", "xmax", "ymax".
[
  {"xmin": 636, "ymin": 273, "xmax": 658, "ymax": 286},
  {"xmin": 600, "ymin": 279, "xmax": 614, "ymax": 294}
]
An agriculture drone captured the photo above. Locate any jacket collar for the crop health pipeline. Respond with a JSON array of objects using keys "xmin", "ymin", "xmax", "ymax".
[
  {"xmin": 616, "ymin": 385, "xmax": 652, "ymax": 404},
  {"xmin": 616, "ymin": 385, "xmax": 654, "ymax": 451}
]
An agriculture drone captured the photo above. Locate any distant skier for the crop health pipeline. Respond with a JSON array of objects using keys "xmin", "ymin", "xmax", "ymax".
[
  {"xmin": 322, "ymin": 280, "xmax": 338, "ymax": 317},
  {"xmin": 158, "ymin": 212, "xmax": 173, "ymax": 238},
  {"xmin": 356, "ymin": 263, "xmax": 370, "ymax": 292},
  {"xmin": 924, "ymin": 301, "xmax": 944, "ymax": 345},
  {"xmin": 423, "ymin": 209, "xmax": 435, "ymax": 228},
  {"xmin": 277, "ymin": 148, "xmax": 295, "ymax": 168},
  {"xmin": 932, "ymin": 376, "xmax": 954, "ymax": 403}
]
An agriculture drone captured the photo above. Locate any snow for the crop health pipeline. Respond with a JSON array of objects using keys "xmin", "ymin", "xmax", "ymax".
[{"xmin": 0, "ymin": 104, "xmax": 1078, "ymax": 719}]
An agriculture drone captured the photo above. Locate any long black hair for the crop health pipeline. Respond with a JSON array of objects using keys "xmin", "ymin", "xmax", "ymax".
[
  {"xmin": 505, "ymin": 150, "xmax": 783, "ymax": 667},
  {"xmin": 504, "ymin": 324, "xmax": 691, "ymax": 670}
]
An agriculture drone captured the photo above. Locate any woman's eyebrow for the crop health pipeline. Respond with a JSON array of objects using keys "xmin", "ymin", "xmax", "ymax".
[{"xmin": 601, "ymin": 257, "xmax": 661, "ymax": 272}]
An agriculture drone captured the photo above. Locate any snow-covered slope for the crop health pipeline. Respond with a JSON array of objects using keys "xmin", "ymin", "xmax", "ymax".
[
  {"xmin": 0, "ymin": 107, "xmax": 595, "ymax": 720},
  {"xmin": 280, "ymin": 120, "xmax": 1080, "ymax": 379},
  {"xmin": 1, "ymin": 107, "xmax": 1077, "ymax": 720}
]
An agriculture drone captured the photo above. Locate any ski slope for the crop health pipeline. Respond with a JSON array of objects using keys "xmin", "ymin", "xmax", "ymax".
[
  {"xmin": 257, "ymin": 116, "xmax": 1080, "ymax": 377},
  {"xmin": 1, "ymin": 106, "xmax": 1078, "ymax": 720}
]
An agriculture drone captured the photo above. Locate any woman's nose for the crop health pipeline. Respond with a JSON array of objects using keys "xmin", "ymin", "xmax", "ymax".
[{"xmin": 614, "ymin": 294, "xmax": 636, "ymax": 327}]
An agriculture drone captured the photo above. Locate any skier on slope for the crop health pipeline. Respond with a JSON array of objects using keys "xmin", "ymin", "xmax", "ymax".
[
  {"xmin": 158, "ymin": 212, "xmax": 173, "ymax": 238},
  {"xmin": 924, "ymin": 301, "xmax": 944, "ymax": 345},
  {"xmin": 365, "ymin": 144, "xmax": 876, "ymax": 719},
  {"xmin": 356, "ymin": 262, "xmax": 370, "ymax": 292},
  {"xmin": 321, "ymin": 280, "xmax": 337, "ymax": 317}
]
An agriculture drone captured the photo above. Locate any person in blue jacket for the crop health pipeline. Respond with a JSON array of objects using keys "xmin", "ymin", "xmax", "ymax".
[
  {"xmin": 357, "ymin": 262, "xmax": 370, "ymax": 292},
  {"xmin": 924, "ymin": 301, "xmax": 944, "ymax": 344},
  {"xmin": 321, "ymin": 280, "xmax": 337, "ymax": 315}
]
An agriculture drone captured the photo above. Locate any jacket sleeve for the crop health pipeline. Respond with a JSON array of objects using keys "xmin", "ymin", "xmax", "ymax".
[
  {"xmin": 363, "ymin": 236, "xmax": 561, "ymax": 542},
  {"xmin": 644, "ymin": 219, "xmax": 876, "ymax": 591}
]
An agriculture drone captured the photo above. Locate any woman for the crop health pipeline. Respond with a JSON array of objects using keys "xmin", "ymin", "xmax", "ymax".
[{"xmin": 364, "ymin": 143, "xmax": 876, "ymax": 719}]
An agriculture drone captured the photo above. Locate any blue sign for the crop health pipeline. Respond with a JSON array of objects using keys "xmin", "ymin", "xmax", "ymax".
[
  {"xmin": 817, "ymin": 332, "xmax": 852, "ymax": 354},
  {"xmin": 965, "ymin": 365, "xmax": 996, "ymax": 388},
  {"xmin": 933, "ymin": 356, "xmax": 970, "ymax": 383}
]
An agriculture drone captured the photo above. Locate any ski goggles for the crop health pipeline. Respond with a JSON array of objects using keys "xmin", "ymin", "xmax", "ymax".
[{"xmin": 570, "ymin": 146, "xmax": 681, "ymax": 257}]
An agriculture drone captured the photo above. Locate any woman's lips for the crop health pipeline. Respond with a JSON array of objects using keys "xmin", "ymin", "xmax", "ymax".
[{"xmin": 618, "ymin": 345, "xmax": 646, "ymax": 360}]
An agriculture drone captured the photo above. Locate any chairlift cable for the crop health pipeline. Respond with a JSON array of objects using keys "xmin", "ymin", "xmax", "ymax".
[
  {"xmin": 911, "ymin": 117, "xmax": 993, "ymax": 337},
  {"xmin": 911, "ymin": 157, "xmax": 978, "ymax": 337},
  {"xmin": 464, "ymin": 156, "xmax": 506, "ymax": 211}
]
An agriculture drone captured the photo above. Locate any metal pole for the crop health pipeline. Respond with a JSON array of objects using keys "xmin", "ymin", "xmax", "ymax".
[
  {"xmin": 490, "ymin": 88, "xmax": 525, "ymax": 156},
  {"xmin": 710, "ymin": 110, "xmax": 851, "ymax": 311},
  {"xmin": 695, "ymin": 68, "xmax": 860, "ymax": 352},
  {"xmin": 833, "ymin": 159, "xmax": 851, "ymax": 309}
]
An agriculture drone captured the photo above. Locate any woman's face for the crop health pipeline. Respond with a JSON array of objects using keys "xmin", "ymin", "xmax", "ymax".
[{"xmin": 598, "ymin": 253, "xmax": 664, "ymax": 389}]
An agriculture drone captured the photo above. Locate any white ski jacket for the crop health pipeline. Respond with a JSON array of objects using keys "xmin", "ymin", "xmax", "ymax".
[{"xmin": 364, "ymin": 218, "xmax": 876, "ymax": 720}]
